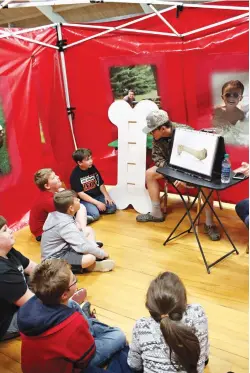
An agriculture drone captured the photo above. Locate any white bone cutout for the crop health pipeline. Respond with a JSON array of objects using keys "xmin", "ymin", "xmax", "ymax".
[{"xmin": 108, "ymin": 100, "xmax": 158, "ymax": 213}]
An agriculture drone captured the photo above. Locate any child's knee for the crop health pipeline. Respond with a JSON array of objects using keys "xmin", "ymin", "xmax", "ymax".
[
  {"xmin": 146, "ymin": 167, "xmax": 158, "ymax": 180},
  {"xmin": 81, "ymin": 254, "xmax": 96, "ymax": 268},
  {"xmin": 110, "ymin": 328, "xmax": 126, "ymax": 348}
]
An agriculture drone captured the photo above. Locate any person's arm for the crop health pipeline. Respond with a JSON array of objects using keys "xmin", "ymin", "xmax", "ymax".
[
  {"xmin": 60, "ymin": 222, "xmax": 107, "ymax": 259},
  {"xmin": 127, "ymin": 322, "xmax": 143, "ymax": 371},
  {"xmin": 152, "ymin": 141, "xmax": 168, "ymax": 168},
  {"xmin": 78, "ymin": 191, "xmax": 106, "ymax": 212},
  {"xmin": 24, "ymin": 260, "xmax": 37, "ymax": 275},
  {"xmin": 14, "ymin": 288, "xmax": 34, "ymax": 307},
  {"xmin": 100, "ymin": 184, "xmax": 115, "ymax": 205}
]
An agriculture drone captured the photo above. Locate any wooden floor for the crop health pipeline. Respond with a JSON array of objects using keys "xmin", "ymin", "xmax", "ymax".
[{"xmin": 0, "ymin": 196, "xmax": 249, "ymax": 373}]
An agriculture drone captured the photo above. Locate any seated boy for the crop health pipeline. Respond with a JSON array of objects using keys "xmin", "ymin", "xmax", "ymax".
[
  {"xmin": 17, "ymin": 258, "xmax": 126, "ymax": 373},
  {"xmin": 136, "ymin": 109, "xmax": 220, "ymax": 241},
  {"xmin": 29, "ymin": 168, "xmax": 95, "ymax": 242},
  {"xmin": 41, "ymin": 189, "xmax": 115, "ymax": 272},
  {"xmin": 0, "ymin": 215, "xmax": 37, "ymax": 341},
  {"xmin": 70, "ymin": 148, "xmax": 117, "ymax": 221}
]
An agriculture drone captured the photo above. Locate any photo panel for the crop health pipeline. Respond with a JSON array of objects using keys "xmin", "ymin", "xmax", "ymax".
[
  {"xmin": 109, "ymin": 64, "xmax": 161, "ymax": 108},
  {"xmin": 211, "ymin": 71, "xmax": 249, "ymax": 146}
]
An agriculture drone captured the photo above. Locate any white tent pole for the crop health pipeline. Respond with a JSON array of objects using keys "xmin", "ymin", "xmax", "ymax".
[
  {"xmin": 64, "ymin": 28, "xmax": 115, "ymax": 49},
  {"xmin": 65, "ymin": 5, "xmax": 176, "ymax": 49},
  {"xmin": 62, "ymin": 22, "xmax": 113, "ymax": 30},
  {"xmin": 149, "ymin": 4, "xmax": 180, "ymax": 36},
  {"xmin": 0, "ymin": 30, "xmax": 59, "ymax": 48},
  {"xmin": 66, "ymin": 26, "xmax": 177, "ymax": 49},
  {"xmin": 57, "ymin": 23, "xmax": 77, "ymax": 149},
  {"xmin": 120, "ymin": 27, "xmax": 178, "ymax": 36},
  {"xmin": 0, "ymin": 0, "xmax": 13, "ymax": 9},
  {"xmin": 0, "ymin": 23, "xmax": 57, "ymax": 40},
  {"xmin": 6, "ymin": 0, "xmax": 248, "ymax": 11},
  {"xmin": 182, "ymin": 12, "xmax": 249, "ymax": 37}
]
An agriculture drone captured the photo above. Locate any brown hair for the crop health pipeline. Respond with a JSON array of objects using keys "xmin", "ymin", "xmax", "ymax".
[
  {"xmin": 146, "ymin": 272, "xmax": 200, "ymax": 373},
  {"xmin": 54, "ymin": 189, "xmax": 76, "ymax": 213},
  {"xmin": 34, "ymin": 168, "xmax": 53, "ymax": 191},
  {"xmin": 222, "ymin": 80, "xmax": 244, "ymax": 95},
  {"xmin": 30, "ymin": 259, "xmax": 71, "ymax": 305},
  {"xmin": 0, "ymin": 216, "xmax": 7, "ymax": 230},
  {"xmin": 72, "ymin": 148, "xmax": 92, "ymax": 163}
]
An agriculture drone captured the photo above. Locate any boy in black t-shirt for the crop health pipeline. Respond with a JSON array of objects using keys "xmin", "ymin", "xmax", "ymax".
[
  {"xmin": 70, "ymin": 148, "xmax": 117, "ymax": 221},
  {"xmin": 0, "ymin": 216, "xmax": 37, "ymax": 341}
]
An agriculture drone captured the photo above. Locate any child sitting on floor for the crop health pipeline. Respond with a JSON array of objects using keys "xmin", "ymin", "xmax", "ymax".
[
  {"xmin": 70, "ymin": 148, "xmax": 117, "ymax": 221},
  {"xmin": 29, "ymin": 168, "xmax": 94, "ymax": 242},
  {"xmin": 128, "ymin": 271, "xmax": 209, "ymax": 373},
  {"xmin": 41, "ymin": 190, "xmax": 115, "ymax": 272},
  {"xmin": 17, "ymin": 259, "xmax": 126, "ymax": 373}
]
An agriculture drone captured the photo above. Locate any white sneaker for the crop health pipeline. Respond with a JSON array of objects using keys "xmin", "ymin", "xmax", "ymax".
[{"xmin": 93, "ymin": 259, "xmax": 115, "ymax": 272}]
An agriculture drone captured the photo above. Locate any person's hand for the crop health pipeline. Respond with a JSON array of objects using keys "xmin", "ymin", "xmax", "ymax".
[
  {"xmin": 105, "ymin": 195, "xmax": 115, "ymax": 205},
  {"xmin": 174, "ymin": 180, "xmax": 186, "ymax": 189},
  {"xmin": 241, "ymin": 162, "xmax": 249, "ymax": 177},
  {"xmin": 96, "ymin": 201, "xmax": 106, "ymax": 212}
]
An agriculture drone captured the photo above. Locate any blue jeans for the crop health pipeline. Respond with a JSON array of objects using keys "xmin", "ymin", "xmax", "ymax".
[
  {"xmin": 84, "ymin": 346, "xmax": 134, "ymax": 373},
  {"xmin": 68, "ymin": 300, "xmax": 126, "ymax": 367},
  {"xmin": 235, "ymin": 198, "xmax": 249, "ymax": 228},
  {"xmin": 80, "ymin": 194, "xmax": 117, "ymax": 221}
]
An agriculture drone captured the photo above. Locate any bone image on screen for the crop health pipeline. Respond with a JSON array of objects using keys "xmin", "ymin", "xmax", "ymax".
[
  {"xmin": 177, "ymin": 145, "xmax": 208, "ymax": 161},
  {"xmin": 170, "ymin": 128, "xmax": 219, "ymax": 177}
]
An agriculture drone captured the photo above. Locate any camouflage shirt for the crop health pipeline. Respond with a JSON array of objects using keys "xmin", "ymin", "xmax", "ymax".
[{"xmin": 152, "ymin": 122, "xmax": 192, "ymax": 168}]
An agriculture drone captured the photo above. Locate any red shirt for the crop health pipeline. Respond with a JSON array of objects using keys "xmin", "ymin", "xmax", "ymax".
[
  {"xmin": 29, "ymin": 191, "xmax": 55, "ymax": 237},
  {"xmin": 20, "ymin": 312, "xmax": 96, "ymax": 373}
]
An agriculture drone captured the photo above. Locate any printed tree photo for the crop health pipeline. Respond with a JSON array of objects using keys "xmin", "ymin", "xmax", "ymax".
[
  {"xmin": 0, "ymin": 101, "xmax": 11, "ymax": 176},
  {"xmin": 110, "ymin": 64, "xmax": 160, "ymax": 106}
]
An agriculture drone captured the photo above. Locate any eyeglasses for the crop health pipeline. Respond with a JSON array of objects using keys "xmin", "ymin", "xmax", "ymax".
[
  {"xmin": 68, "ymin": 275, "xmax": 78, "ymax": 288},
  {"xmin": 223, "ymin": 92, "xmax": 242, "ymax": 99}
]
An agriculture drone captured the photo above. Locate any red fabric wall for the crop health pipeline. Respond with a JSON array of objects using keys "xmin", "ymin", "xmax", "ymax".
[{"xmin": 0, "ymin": 1, "xmax": 248, "ymax": 226}]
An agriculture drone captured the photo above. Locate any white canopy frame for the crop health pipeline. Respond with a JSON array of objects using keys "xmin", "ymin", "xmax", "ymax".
[{"xmin": 0, "ymin": 1, "xmax": 248, "ymax": 149}]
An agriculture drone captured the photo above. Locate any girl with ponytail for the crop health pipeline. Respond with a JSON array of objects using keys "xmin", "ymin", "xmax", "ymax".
[{"xmin": 128, "ymin": 272, "xmax": 209, "ymax": 373}]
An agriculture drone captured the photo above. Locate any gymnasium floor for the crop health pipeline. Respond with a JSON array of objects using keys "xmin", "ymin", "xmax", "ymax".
[{"xmin": 0, "ymin": 196, "xmax": 248, "ymax": 373}]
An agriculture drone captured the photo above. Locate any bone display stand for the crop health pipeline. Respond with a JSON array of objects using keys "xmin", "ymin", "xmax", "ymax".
[
  {"xmin": 177, "ymin": 145, "xmax": 208, "ymax": 161},
  {"xmin": 108, "ymin": 99, "xmax": 158, "ymax": 213}
]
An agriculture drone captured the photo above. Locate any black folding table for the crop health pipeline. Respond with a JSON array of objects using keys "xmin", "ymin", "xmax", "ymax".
[{"xmin": 157, "ymin": 166, "xmax": 247, "ymax": 273}]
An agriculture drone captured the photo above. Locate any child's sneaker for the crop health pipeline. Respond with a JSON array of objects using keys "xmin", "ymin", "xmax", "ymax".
[
  {"xmin": 71, "ymin": 288, "xmax": 87, "ymax": 305},
  {"xmin": 93, "ymin": 259, "xmax": 115, "ymax": 272},
  {"xmin": 81, "ymin": 301, "xmax": 97, "ymax": 319}
]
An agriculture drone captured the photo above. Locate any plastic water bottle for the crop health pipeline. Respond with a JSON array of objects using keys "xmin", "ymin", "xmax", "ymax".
[{"xmin": 221, "ymin": 154, "xmax": 231, "ymax": 184}]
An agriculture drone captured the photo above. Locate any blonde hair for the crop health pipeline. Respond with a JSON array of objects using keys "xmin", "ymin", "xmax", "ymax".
[
  {"xmin": 54, "ymin": 190, "xmax": 77, "ymax": 213},
  {"xmin": 34, "ymin": 168, "xmax": 53, "ymax": 191}
]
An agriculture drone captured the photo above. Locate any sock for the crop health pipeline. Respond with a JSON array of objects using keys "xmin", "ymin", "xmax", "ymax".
[
  {"xmin": 205, "ymin": 209, "xmax": 213, "ymax": 227},
  {"xmin": 152, "ymin": 202, "xmax": 163, "ymax": 218}
]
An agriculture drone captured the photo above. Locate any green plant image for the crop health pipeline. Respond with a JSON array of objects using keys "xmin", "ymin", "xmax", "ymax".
[{"xmin": 0, "ymin": 103, "xmax": 11, "ymax": 175}]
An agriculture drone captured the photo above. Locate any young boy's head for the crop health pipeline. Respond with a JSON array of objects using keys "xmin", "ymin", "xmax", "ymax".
[
  {"xmin": 128, "ymin": 90, "xmax": 135, "ymax": 100},
  {"xmin": 0, "ymin": 216, "xmax": 15, "ymax": 253},
  {"xmin": 143, "ymin": 109, "xmax": 172, "ymax": 140},
  {"xmin": 34, "ymin": 168, "xmax": 62, "ymax": 192},
  {"xmin": 221, "ymin": 80, "xmax": 244, "ymax": 108},
  {"xmin": 54, "ymin": 189, "xmax": 80, "ymax": 216},
  {"xmin": 30, "ymin": 258, "xmax": 77, "ymax": 305},
  {"xmin": 72, "ymin": 148, "xmax": 93, "ymax": 170}
]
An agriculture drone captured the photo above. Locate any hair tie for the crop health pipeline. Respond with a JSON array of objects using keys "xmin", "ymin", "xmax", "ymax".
[{"xmin": 160, "ymin": 314, "xmax": 169, "ymax": 320}]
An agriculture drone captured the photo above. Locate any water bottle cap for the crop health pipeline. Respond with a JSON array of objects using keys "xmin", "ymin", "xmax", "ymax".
[{"xmin": 224, "ymin": 154, "xmax": 229, "ymax": 158}]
